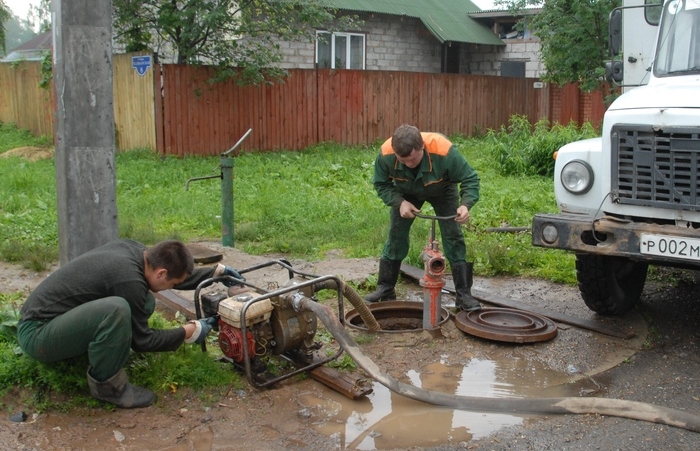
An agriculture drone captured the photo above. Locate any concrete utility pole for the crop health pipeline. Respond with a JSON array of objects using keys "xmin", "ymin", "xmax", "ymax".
[{"xmin": 53, "ymin": 0, "xmax": 118, "ymax": 263}]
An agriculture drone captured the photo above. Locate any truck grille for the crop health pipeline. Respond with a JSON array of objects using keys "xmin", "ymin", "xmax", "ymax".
[{"xmin": 611, "ymin": 125, "xmax": 700, "ymax": 212}]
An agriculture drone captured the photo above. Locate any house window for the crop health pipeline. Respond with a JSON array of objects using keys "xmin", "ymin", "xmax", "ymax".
[
  {"xmin": 316, "ymin": 31, "xmax": 365, "ymax": 69},
  {"xmin": 501, "ymin": 61, "xmax": 526, "ymax": 78}
]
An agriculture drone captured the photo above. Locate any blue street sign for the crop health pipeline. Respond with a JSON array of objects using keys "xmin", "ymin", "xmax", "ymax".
[{"xmin": 132, "ymin": 55, "xmax": 152, "ymax": 77}]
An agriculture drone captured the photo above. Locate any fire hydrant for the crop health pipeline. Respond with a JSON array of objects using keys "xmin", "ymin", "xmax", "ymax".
[{"xmin": 417, "ymin": 214, "xmax": 455, "ymax": 329}]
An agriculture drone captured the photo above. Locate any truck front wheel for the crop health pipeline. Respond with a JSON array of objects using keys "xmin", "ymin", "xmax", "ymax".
[{"xmin": 575, "ymin": 254, "xmax": 648, "ymax": 315}]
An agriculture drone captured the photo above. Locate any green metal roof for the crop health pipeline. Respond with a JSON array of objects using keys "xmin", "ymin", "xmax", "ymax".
[{"xmin": 321, "ymin": 0, "xmax": 505, "ymax": 46}]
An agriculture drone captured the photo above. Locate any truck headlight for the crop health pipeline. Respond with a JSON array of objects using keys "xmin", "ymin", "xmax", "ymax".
[{"xmin": 560, "ymin": 160, "xmax": 594, "ymax": 194}]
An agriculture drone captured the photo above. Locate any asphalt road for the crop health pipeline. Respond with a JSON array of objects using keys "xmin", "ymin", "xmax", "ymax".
[{"xmin": 461, "ymin": 269, "xmax": 700, "ymax": 451}]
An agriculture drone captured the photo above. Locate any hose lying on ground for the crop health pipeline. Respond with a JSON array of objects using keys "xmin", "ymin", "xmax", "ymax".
[{"xmin": 293, "ymin": 295, "xmax": 700, "ymax": 433}]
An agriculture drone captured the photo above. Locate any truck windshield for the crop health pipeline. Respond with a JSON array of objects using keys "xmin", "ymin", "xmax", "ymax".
[{"xmin": 654, "ymin": 0, "xmax": 700, "ymax": 76}]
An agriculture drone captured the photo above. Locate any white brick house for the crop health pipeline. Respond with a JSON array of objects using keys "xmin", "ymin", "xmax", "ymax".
[{"xmin": 274, "ymin": 0, "xmax": 544, "ymax": 79}]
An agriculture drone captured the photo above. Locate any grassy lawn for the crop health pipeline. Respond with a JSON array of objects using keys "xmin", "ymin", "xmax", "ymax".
[{"xmin": 0, "ymin": 120, "xmax": 579, "ymax": 282}]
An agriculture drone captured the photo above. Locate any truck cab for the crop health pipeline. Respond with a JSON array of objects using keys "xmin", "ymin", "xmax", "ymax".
[{"xmin": 531, "ymin": 0, "xmax": 700, "ymax": 315}]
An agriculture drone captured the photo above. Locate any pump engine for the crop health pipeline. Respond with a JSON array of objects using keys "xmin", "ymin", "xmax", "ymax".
[{"xmin": 197, "ymin": 275, "xmax": 335, "ymax": 388}]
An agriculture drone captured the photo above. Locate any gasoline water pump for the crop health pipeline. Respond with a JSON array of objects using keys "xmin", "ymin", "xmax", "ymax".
[{"xmin": 193, "ymin": 259, "xmax": 377, "ymax": 392}]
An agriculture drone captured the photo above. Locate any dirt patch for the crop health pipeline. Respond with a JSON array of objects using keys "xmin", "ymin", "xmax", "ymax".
[
  {"xmin": 0, "ymin": 146, "xmax": 54, "ymax": 161},
  {"xmin": 0, "ymin": 243, "xmax": 659, "ymax": 451}
]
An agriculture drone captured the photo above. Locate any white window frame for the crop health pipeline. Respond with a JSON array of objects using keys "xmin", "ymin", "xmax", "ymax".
[{"xmin": 316, "ymin": 31, "xmax": 366, "ymax": 70}]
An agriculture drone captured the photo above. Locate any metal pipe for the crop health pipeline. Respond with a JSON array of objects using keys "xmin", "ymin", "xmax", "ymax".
[
  {"xmin": 222, "ymin": 128, "xmax": 253, "ymax": 157},
  {"xmin": 185, "ymin": 174, "xmax": 220, "ymax": 191},
  {"xmin": 221, "ymin": 156, "xmax": 235, "ymax": 247},
  {"xmin": 220, "ymin": 128, "xmax": 252, "ymax": 247},
  {"xmin": 294, "ymin": 296, "xmax": 700, "ymax": 433}
]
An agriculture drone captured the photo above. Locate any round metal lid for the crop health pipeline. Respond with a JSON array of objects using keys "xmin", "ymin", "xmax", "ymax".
[{"xmin": 454, "ymin": 307, "xmax": 558, "ymax": 343}]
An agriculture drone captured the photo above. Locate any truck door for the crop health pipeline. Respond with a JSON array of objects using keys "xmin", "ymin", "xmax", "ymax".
[{"xmin": 621, "ymin": 0, "xmax": 663, "ymax": 91}]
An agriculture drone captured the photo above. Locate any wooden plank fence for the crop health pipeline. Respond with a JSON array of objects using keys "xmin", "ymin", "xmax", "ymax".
[
  {"xmin": 113, "ymin": 53, "xmax": 157, "ymax": 151},
  {"xmin": 0, "ymin": 61, "xmax": 54, "ymax": 137},
  {"xmin": 0, "ymin": 54, "xmax": 607, "ymax": 155},
  {"xmin": 157, "ymin": 67, "xmax": 558, "ymax": 156}
]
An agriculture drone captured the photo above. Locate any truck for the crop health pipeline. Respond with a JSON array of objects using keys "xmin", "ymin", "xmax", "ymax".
[{"xmin": 531, "ymin": 0, "xmax": 700, "ymax": 315}]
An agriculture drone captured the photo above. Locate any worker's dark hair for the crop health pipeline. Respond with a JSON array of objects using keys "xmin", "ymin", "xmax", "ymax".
[
  {"xmin": 145, "ymin": 240, "xmax": 194, "ymax": 279},
  {"xmin": 391, "ymin": 124, "xmax": 424, "ymax": 157}
]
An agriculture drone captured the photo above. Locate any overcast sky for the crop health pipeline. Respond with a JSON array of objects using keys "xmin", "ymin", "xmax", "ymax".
[
  {"xmin": 472, "ymin": 0, "xmax": 499, "ymax": 10},
  {"xmin": 5, "ymin": 0, "xmax": 33, "ymax": 20}
]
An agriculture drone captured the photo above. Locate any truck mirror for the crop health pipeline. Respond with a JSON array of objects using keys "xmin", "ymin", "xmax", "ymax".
[
  {"xmin": 609, "ymin": 9, "xmax": 622, "ymax": 56},
  {"xmin": 605, "ymin": 60, "xmax": 623, "ymax": 83}
]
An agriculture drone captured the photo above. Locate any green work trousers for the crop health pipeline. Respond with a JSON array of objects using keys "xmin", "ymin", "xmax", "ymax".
[
  {"xmin": 17, "ymin": 296, "xmax": 133, "ymax": 382},
  {"xmin": 381, "ymin": 194, "xmax": 467, "ymax": 264}
]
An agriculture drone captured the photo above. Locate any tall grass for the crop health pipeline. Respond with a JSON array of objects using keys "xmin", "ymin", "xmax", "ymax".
[
  {"xmin": 485, "ymin": 114, "xmax": 599, "ymax": 177},
  {"xmin": 0, "ymin": 124, "xmax": 58, "ymax": 270}
]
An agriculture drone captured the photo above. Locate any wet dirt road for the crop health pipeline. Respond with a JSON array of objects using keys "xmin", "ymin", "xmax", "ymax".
[{"xmin": 464, "ymin": 269, "xmax": 700, "ymax": 451}]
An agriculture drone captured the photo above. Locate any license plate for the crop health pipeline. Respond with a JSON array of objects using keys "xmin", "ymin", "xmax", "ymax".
[{"xmin": 640, "ymin": 233, "xmax": 700, "ymax": 262}]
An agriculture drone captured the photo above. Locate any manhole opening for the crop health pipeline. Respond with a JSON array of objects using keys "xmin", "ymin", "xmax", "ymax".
[{"xmin": 345, "ymin": 301, "xmax": 449, "ymax": 333}]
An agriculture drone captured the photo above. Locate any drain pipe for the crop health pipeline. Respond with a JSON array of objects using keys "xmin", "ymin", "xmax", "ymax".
[{"xmin": 293, "ymin": 295, "xmax": 700, "ymax": 433}]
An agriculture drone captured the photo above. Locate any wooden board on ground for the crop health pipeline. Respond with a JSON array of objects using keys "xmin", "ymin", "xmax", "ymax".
[
  {"xmin": 400, "ymin": 263, "xmax": 635, "ymax": 339},
  {"xmin": 154, "ymin": 290, "xmax": 196, "ymax": 320}
]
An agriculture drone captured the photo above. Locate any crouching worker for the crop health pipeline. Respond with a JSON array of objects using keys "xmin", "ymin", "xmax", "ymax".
[{"xmin": 17, "ymin": 239, "xmax": 244, "ymax": 409}]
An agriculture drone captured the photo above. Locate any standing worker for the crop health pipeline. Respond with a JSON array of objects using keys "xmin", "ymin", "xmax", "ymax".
[
  {"xmin": 366, "ymin": 124, "xmax": 481, "ymax": 311},
  {"xmin": 17, "ymin": 239, "xmax": 244, "ymax": 408}
]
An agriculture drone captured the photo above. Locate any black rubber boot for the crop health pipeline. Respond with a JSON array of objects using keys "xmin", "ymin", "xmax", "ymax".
[
  {"xmin": 364, "ymin": 258, "xmax": 402, "ymax": 303},
  {"xmin": 452, "ymin": 261, "xmax": 481, "ymax": 311},
  {"xmin": 87, "ymin": 368, "xmax": 157, "ymax": 409}
]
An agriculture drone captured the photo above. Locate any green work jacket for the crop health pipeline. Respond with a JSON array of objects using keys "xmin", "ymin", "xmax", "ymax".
[
  {"xmin": 373, "ymin": 132, "xmax": 480, "ymax": 209},
  {"xmin": 19, "ymin": 239, "xmax": 218, "ymax": 353}
]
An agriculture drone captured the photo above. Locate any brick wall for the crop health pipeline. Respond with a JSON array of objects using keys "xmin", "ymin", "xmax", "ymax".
[
  {"xmin": 467, "ymin": 39, "xmax": 544, "ymax": 78},
  {"xmin": 276, "ymin": 13, "xmax": 545, "ymax": 79},
  {"xmin": 276, "ymin": 13, "xmax": 442, "ymax": 73}
]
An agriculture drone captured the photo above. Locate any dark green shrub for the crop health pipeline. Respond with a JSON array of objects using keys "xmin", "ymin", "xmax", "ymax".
[{"xmin": 486, "ymin": 114, "xmax": 598, "ymax": 177}]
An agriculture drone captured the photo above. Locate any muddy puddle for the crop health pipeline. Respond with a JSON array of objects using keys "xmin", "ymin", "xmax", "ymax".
[{"xmin": 298, "ymin": 352, "xmax": 592, "ymax": 450}]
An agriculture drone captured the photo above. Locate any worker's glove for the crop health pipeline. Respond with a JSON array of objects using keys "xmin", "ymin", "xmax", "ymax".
[
  {"xmin": 222, "ymin": 266, "xmax": 245, "ymax": 286},
  {"xmin": 185, "ymin": 316, "xmax": 218, "ymax": 344},
  {"xmin": 214, "ymin": 263, "xmax": 245, "ymax": 287}
]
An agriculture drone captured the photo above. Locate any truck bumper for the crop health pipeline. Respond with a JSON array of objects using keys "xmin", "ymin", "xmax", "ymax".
[{"xmin": 531, "ymin": 213, "xmax": 700, "ymax": 267}]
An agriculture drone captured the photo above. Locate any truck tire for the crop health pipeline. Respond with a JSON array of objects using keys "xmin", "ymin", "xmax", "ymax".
[{"xmin": 575, "ymin": 254, "xmax": 648, "ymax": 315}]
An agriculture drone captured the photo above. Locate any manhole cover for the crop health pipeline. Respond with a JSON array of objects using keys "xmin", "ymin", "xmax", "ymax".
[
  {"xmin": 345, "ymin": 301, "xmax": 450, "ymax": 333},
  {"xmin": 186, "ymin": 244, "xmax": 223, "ymax": 264},
  {"xmin": 454, "ymin": 307, "xmax": 557, "ymax": 343}
]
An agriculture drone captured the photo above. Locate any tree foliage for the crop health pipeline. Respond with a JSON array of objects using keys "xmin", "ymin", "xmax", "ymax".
[
  {"xmin": 0, "ymin": 0, "xmax": 11, "ymax": 55},
  {"xmin": 2, "ymin": 16, "xmax": 37, "ymax": 58},
  {"xmin": 1, "ymin": 0, "xmax": 50, "ymax": 58},
  {"xmin": 497, "ymin": 0, "xmax": 621, "ymax": 93},
  {"xmin": 27, "ymin": 0, "xmax": 51, "ymax": 33},
  {"xmin": 113, "ymin": 0, "xmax": 357, "ymax": 84}
]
